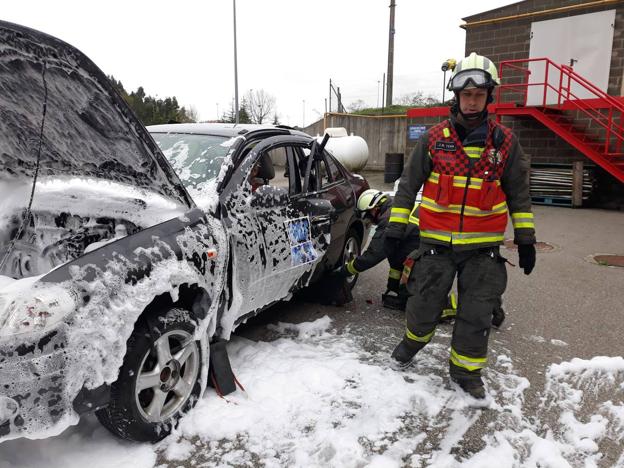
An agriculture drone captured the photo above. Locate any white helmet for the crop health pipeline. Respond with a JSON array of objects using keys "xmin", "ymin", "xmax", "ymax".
[{"xmin": 357, "ymin": 189, "xmax": 387, "ymax": 213}]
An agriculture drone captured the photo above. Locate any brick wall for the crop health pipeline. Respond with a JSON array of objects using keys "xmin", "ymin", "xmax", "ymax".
[{"xmin": 463, "ymin": 0, "xmax": 624, "ymax": 199}]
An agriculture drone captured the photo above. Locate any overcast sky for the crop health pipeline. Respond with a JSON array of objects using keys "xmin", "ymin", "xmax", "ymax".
[{"xmin": 2, "ymin": 0, "xmax": 517, "ymax": 127}]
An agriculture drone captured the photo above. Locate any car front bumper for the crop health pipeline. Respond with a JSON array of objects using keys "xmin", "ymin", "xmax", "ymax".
[{"xmin": 0, "ymin": 325, "xmax": 75, "ymax": 440}]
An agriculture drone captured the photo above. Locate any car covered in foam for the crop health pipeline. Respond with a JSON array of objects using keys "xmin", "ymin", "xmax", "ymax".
[{"xmin": 0, "ymin": 21, "xmax": 369, "ymax": 442}]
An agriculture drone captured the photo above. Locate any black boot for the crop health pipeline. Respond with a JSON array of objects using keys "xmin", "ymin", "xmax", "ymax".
[
  {"xmin": 382, "ymin": 290, "xmax": 407, "ymax": 311},
  {"xmin": 391, "ymin": 338, "xmax": 420, "ymax": 367},
  {"xmin": 492, "ymin": 307, "xmax": 506, "ymax": 328},
  {"xmin": 452, "ymin": 376, "xmax": 486, "ymax": 399}
]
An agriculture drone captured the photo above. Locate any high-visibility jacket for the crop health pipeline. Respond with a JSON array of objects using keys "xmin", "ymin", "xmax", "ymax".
[{"xmin": 387, "ymin": 117, "xmax": 535, "ymax": 250}]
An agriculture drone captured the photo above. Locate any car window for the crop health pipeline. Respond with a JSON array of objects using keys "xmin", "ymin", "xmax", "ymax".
[
  {"xmin": 151, "ymin": 133, "xmax": 230, "ymax": 189},
  {"xmin": 325, "ymin": 153, "xmax": 344, "ymax": 182},
  {"xmin": 250, "ymin": 146, "xmax": 302, "ymax": 195}
]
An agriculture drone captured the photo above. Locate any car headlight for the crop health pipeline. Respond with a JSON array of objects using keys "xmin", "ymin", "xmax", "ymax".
[{"xmin": 0, "ymin": 286, "xmax": 78, "ymax": 337}]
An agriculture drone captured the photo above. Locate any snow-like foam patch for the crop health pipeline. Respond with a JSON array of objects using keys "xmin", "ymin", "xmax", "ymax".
[{"xmin": 1, "ymin": 324, "xmax": 623, "ymax": 467}]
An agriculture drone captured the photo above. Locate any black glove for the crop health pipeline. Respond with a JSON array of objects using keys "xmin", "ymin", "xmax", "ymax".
[
  {"xmin": 384, "ymin": 236, "xmax": 402, "ymax": 264},
  {"xmin": 331, "ymin": 264, "xmax": 352, "ymax": 278},
  {"xmin": 518, "ymin": 244, "xmax": 536, "ymax": 275}
]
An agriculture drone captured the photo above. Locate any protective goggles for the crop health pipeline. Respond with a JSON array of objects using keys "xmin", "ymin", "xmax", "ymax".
[{"xmin": 448, "ymin": 69, "xmax": 494, "ymax": 92}]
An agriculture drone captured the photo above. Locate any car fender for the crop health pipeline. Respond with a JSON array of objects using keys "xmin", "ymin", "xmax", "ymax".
[{"xmin": 0, "ymin": 209, "xmax": 229, "ymax": 441}]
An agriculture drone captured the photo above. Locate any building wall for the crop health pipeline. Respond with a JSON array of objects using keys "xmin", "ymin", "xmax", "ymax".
[
  {"xmin": 464, "ymin": 0, "xmax": 624, "ymax": 98},
  {"xmin": 463, "ymin": 0, "xmax": 624, "ymax": 206}
]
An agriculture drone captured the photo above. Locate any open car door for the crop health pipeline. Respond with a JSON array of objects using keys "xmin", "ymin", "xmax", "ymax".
[{"xmin": 219, "ymin": 135, "xmax": 332, "ymax": 320}]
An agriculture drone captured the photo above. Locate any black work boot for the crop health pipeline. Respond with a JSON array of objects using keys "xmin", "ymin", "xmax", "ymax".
[
  {"xmin": 452, "ymin": 376, "xmax": 486, "ymax": 399},
  {"xmin": 492, "ymin": 307, "xmax": 506, "ymax": 328},
  {"xmin": 382, "ymin": 290, "xmax": 407, "ymax": 311},
  {"xmin": 391, "ymin": 338, "xmax": 421, "ymax": 367}
]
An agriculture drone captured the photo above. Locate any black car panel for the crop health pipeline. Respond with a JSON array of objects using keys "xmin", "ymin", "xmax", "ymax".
[{"xmin": 0, "ymin": 20, "xmax": 370, "ymax": 443}]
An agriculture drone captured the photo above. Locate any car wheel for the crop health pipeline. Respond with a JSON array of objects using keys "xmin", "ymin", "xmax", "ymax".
[
  {"xmin": 96, "ymin": 308, "xmax": 202, "ymax": 442},
  {"xmin": 342, "ymin": 228, "xmax": 361, "ymax": 290}
]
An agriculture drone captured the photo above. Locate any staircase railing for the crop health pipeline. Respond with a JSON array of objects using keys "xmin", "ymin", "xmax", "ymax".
[{"xmin": 496, "ymin": 57, "xmax": 624, "ymax": 156}]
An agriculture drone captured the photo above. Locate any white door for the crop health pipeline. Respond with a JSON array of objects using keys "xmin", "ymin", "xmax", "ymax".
[{"xmin": 527, "ymin": 9, "xmax": 615, "ymax": 106}]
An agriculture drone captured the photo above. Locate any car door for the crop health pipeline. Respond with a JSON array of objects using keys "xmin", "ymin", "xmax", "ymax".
[
  {"xmin": 219, "ymin": 135, "xmax": 332, "ymax": 318},
  {"xmin": 300, "ymin": 147, "xmax": 356, "ymax": 267}
]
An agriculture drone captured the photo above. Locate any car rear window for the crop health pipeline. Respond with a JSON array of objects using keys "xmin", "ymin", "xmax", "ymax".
[{"xmin": 151, "ymin": 133, "xmax": 231, "ymax": 189}]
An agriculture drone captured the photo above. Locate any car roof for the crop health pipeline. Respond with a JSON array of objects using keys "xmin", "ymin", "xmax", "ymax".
[{"xmin": 147, "ymin": 122, "xmax": 311, "ymax": 139}]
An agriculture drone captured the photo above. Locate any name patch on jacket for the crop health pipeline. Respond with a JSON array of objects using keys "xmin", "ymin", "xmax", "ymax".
[{"xmin": 435, "ymin": 140, "xmax": 457, "ymax": 152}]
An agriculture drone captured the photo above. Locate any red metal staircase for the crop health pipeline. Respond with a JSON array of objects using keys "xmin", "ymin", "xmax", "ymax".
[{"xmin": 493, "ymin": 58, "xmax": 624, "ymax": 184}]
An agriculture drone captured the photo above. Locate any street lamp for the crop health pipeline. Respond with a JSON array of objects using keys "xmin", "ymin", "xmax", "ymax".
[
  {"xmin": 441, "ymin": 58, "xmax": 456, "ymax": 103},
  {"xmin": 233, "ymin": 0, "xmax": 239, "ymax": 124}
]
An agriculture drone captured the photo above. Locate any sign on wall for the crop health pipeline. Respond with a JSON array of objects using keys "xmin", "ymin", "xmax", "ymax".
[{"xmin": 408, "ymin": 125, "xmax": 427, "ymax": 141}]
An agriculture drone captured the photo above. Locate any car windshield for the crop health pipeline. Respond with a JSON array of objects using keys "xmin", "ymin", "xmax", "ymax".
[{"xmin": 151, "ymin": 133, "xmax": 231, "ymax": 189}]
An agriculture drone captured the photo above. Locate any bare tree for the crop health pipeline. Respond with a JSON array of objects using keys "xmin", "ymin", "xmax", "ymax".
[
  {"xmin": 347, "ymin": 99, "xmax": 368, "ymax": 112},
  {"xmin": 245, "ymin": 89, "xmax": 276, "ymax": 124},
  {"xmin": 397, "ymin": 91, "xmax": 440, "ymax": 107}
]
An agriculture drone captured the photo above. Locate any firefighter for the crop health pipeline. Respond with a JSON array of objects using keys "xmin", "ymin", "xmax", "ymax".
[
  {"xmin": 333, "ymin": 189, "xmax": 421, "ymax": 310},
  {"xmin": 384, "ymin": 53, "xmax": 536, "ymax": 399}
]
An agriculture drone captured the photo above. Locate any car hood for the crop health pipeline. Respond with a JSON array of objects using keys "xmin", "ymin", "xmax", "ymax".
[{"xmin": 0, "ymin": 20, "xmax": 193, "ymax": 208}]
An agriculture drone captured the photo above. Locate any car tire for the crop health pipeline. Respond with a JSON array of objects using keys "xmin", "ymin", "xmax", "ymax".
[
  {"xmin": 342, "ymin": 227, "xmax": 362, "ymax": 290},
  {"xmin": 96, "ymin": 308, "xmax": 203, "ymax": 442}
]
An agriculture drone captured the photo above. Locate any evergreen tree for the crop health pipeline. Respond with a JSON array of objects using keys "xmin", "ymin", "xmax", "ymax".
[
  {"xmin": 221, "ymin": 98, "xmax": 252, "ymax": 124},
  {"xmin": 107, "ymin": 75, "xmax": 197, "ymax": 126}
]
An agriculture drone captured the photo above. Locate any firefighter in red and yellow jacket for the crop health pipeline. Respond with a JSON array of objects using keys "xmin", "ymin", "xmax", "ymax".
[{"xmin": 384, "ymin": 53, "xmax": 536, "ymax": 399}]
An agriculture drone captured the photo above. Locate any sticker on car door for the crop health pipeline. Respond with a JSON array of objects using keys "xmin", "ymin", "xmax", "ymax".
[{"xmin": 285, "ymin": 216, "xmax": 318, "ymax": 266}]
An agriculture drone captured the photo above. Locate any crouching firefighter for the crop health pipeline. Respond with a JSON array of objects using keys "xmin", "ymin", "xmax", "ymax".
[
  {"xmin": 333, "ymin": 189, "xmax": 420, "ymax": 310},
  {"xmin": 384, "ymin": 53, "xmax": 536, "ymax": 399}
]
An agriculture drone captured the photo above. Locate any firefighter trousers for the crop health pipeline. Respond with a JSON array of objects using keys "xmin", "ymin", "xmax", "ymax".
[{"xmin": 404, "ymin": 242, "xmax": 507, "ymax": 381}]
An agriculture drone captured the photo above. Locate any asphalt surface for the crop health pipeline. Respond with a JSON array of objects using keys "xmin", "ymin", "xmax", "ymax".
[
  {"xmin": 158, "ymin": 171, "xmax": 624, "ymax": 466},
  {"xmin": 233, "ymin": 172, "xmax": 624, "ymax": 464}
]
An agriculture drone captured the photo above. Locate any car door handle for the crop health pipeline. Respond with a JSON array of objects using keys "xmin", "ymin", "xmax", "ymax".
[{"xmin": 311, "ymin": 215, "xmax": 331, "ymax": 223}]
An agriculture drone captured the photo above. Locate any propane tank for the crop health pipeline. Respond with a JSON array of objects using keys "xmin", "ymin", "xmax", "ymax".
[{"xmin": 318, "ymin": 127, "xmax": 369, "ymax": 172}]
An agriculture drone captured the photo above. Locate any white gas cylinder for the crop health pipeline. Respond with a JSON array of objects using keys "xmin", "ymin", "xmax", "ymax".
[{"xmin": 319, "ymin": 128, "xmax": 369, "ymax": 172}]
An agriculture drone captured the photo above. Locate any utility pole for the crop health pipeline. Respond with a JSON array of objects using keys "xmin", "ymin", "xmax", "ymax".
[
  {"xmin": 233, "ymin": 0, "xmax": 239, "ymax": 124},
  {"xmin": 386, "ymin": 0, "xmax": 396, "ymax": 107},
  {"xmin": 382, "ymin": 73, "xmax": 386, "ymax": 114},
  {"xmin": 329, "ymin": 79, "xmax": 332, "ymax": 113}
]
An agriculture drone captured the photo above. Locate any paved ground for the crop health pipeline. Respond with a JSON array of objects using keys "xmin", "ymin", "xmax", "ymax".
[{"xmin": 232, "ymin": 171, "xmax": 624, "ymax": 464}]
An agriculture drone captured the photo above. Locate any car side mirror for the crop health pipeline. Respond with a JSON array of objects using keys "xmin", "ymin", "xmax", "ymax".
[{"xmin": 251, "ymin": 185, "xmax": 289, "ymax": 208}]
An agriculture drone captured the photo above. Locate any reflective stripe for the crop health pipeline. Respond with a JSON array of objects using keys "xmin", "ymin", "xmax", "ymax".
[
  {"xmin": 449, "ymin": 292, "xmax": 457, "ymax": 309},
  {"xmin": 450, "ymin": 348, "xmax": 487, "ymax": 372},
  {"xmin": 511, "ymin": 212, "xmax": 535, "ymax": 229},
  {"xmin": 452, "ymin": 232, "xmax": 505, "ymax": 245},
  {"xmin": 441, "ymin": 307, "xmax": 456, "ymax": 319},
  {"xmin": 427, "ymin": 172, "xmax": 500, "ymax": 189},
  {"xmin": 421, "ymin": 197, "xmax": 508, "ymax": 217},
  {"xmin": 421, "ymin": 230, "xmax": 452, "ymax": 242},
  {"xmin": 409, "ymin": 204, "xmax": 420, "ymax": 225},
  {"xmin": 346, "ymin": 260, "xmax": 359, "ymax": 275},
  {"xmin": 463, "ymin": 146, "xmax": 484, "ymax": 159},
  {"xmin": 406, "ymin": 327, "xmax": 435, "ymax": 343},
  {"xmin": 442, "ymin": 128, "xmax": 450, "ymax": 138},
  {"xmin": 420, "ymin": 229, "xmax": 505, "ymax": 245},
  {"xmin": 388, "ymin": 268, "xmax": 401, "ymax": 280},
  {"xmin": 389, "ymin": 207, "xmax": 410, "ymax": 224}
]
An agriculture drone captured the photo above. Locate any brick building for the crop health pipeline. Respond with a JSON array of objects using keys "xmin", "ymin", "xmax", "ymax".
[{"xmin": 406, "ymin": 0, "xmax": 624, "ymax": 208}]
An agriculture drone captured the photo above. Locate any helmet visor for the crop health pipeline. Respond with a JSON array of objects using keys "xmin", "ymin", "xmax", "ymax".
[{"xmin": 448, "ymin": 69, "xmax": 493, "ymax": 92}]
